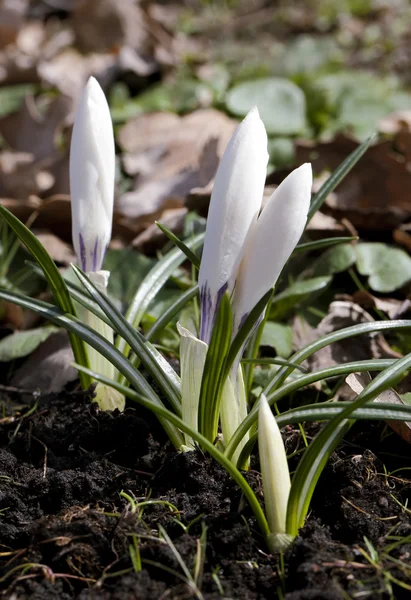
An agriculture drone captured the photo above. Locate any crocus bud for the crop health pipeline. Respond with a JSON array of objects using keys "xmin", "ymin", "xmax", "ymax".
[
  {"xmin": 232, "ymin": 163, "xmax": 312, "ymax": 333},
  {"xmin": 198, "ymin": 107, "xmax": 269, "ymax": 344},
  {"xmin": 70, "ymin": 76, "xmax": 115, "ymax": 273},
  {"xmin": 258, "ymin": 394, "xmax": 293, "ymax": 552}
]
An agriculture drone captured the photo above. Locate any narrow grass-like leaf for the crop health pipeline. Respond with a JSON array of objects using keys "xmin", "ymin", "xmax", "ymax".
[
  {"xmin": 0, "ymin": 205, "xmax": 91, "ymax": 388},
  {"xmin": 224, "ymin": 358, "xmax": 396, "ymax": 461},
  {"xmin": 198, "ymin": 293, "xmax": 232, "ymax": 441},
  {"xmin": 146, "ymin": 285, "xmax": 198, "ymax": 342},
  {"xmin": 74, "ymin": 363, "xmax": 270, "ymax": 540},
  {"xmin": 307, "ymin": 134, "xmax": 376, "ymax": 222},
  {"xmin": 237, "ymin": 398, "xmax": 411, "ymax": 470},
  {"xmin": 26, "ymin": 261, "xmax": 110, "ymax": 325},
  {"xmin": 117, "ymin": 232, "xmax": 204, "ymax": 358},
  {"xmin": 0, "ymin": 288, "xmax": 184, "ymax": 448},
  {"xmin": 243, "ymin": 310, "xmax": 267, "ymax": 395},
  {"xmin": 264, "ymin": 320, "xmax": 411, "ymax": 397},
  {"xmin": 286, "ymin": 351, "xmax": 411, "ymax": 536},
  {"xmin": 293, "ymin": 237, "xmax": 358, "ymax": 255},
  {"xmin": 156, "ymin": 222, "xmax": 201, "ymax": 270},
  {"xmin": 241, "ymin": 357, "xmax": 308, "ymax": 372},
  {"xmin": 72, "ymin": 265, "xmax": 182, "ymax": 415}
]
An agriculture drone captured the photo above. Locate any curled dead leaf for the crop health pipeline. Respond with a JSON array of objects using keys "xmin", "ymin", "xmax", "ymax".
[
  {"xmin": 296, "ymin": 134, "xmax": 411, "ymax": 230},
  {"xmin": 346, "ymin": 372, "xmax": 411, "ymax": 444}
]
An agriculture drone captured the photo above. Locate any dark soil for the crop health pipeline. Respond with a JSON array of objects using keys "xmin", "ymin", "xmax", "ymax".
[{"xmin": 0, "ymin": 389, "xmax": 410, "ymax": 599}]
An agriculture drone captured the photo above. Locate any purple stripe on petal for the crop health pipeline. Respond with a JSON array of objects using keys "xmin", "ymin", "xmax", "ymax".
[
  {"xmin": 199, "ymin": 282, "xmax": 212, "ymax": 343},
  {"xmin": 199, "ymin": 281, "xmax": 228, "ymax": 344},
  {"xmin": 92, "ymin": 237, "xmax": 99, "ymax": 272},
  {"xmin": 79, "ymin": 233, "xmax": 87, "ymax": 271}
]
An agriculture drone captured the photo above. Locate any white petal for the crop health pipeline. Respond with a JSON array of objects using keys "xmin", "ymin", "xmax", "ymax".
[
  {"xmin": 232, "ymin": 163, "xmax": 312, "ymax": 332},
  {"xmin": 70, "ymin": 77, "xmax": 115, "ymax": 272},
  {"xmin": 258, "ymin": 394, "xmax": 290, "ymax": 535},
  {"xmin": 198, "ymin": 107, "xmax": 268, "ymax": 343}
]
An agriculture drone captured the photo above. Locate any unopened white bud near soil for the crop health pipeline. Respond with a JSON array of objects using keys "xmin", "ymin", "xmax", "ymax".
[{"xmin": 258, "ymin": 394, "xmax": 293, "ymax": 552}]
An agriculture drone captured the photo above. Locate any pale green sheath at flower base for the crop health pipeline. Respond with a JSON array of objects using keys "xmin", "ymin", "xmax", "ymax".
[
  {"xmin": 178, "ymin": 106, "xmax": 313, "ymax": 465},
  {"xmin": 70, "ymin": 77, "xmax": 124, "ymax": 411}
]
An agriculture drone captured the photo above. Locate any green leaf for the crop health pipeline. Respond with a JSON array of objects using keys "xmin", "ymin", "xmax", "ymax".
[
  {"xmin": 104, "ymin": 249, "xmax": 155, "ymax": 306},
  {"xmin": 307, "ymin": 243, "xmax": 356, "ymax": 278},
  {"xmin": 356, "ymin": 243, "xmax": 411, "ymax": 292},
  {"xmin": 226, "ymin": 78, "xmax": 306, "ymax": 135},
  {"xmin": 225, "ymin": 319, "xmax": 411, "ymax": 459},
  {"xmin": 0, "ymin": 326, "xmax": 59, "ymax": 361},
  {"xmin": 117, "ymin": 232, "xmax": 204, "ymax": 363},
  {"xmin": 260, "ymin": 321, "xmax": 293, "ymax": 358},
  {"xmin": 269, "ymin": 276, "xmax": 331, "ymax": 320},
  {"xmin": 0, "ymin": 204, "xmax": 91, "ymax": 389},
  {"xmin": 156, "ymin": 222, "xmax": 201, "ymax": 270},
  {"xmin": 122, "ymin": 232, "xmax": 204, "ymax": 331},
  {"xmin": 313, "ymin": 71, "xmax": 407, "ymax": 140},
  {"xmin": 286, "ymin": 350, "xmax": 411, "ymax": 535},
  {"xmin": 198, "ymin": 293, "xmax": 233, "ymax": 441},
  {"xmin": 293, "ymin": 236, "xmax": 358, "ymax": 255},
  {"xmin": 237, "ymin": 400, "xmax": 411, "ymax": 470},
  {"xmin": 267, "ymin": 137, "xmax": 295, "ymax": 168},
  {"xmin": 71, "ymin": 266, "xmax": 182, "ymax": 416},
  {"xmin": 145, "ymin": 285, "xmax": 198, "ymax": 342},
  {"xmin": 225, "ymin": 357, "xmax": 396, "ymax": 462},
  {"xmin": 0, "ymin": 85, "xmax": 35, "ymax": 117},
  {"xmin": 0, "ymin": 287, "xmax": 184, "ymax": 449}
]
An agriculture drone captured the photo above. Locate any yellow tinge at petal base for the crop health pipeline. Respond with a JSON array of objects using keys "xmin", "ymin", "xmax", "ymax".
[{"xmin": 177, "ymin": 323, "xmax": 208, "ymax": 448}]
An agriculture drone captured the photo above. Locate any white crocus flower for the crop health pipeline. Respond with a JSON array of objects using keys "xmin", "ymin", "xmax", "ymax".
[
  {"xmin": 258, "ymin": 394, "xmax": 293, "ymax": 552},
  {"xmin": 232, "ymin": 163, "xmax": 312, "ymax": 333},
  {"xmin": 179, "ymin": 106, "xmax": 312, "ymax": 460},
  {"xmin": 70, "ymin": 77, "xmax": 124, "ymax": 412},
  {"xmin": 198, "ymin": 107, "xmax": 268, "ymax": 345},
  {"xmin": 70, "ymin": 76, "xmax": 115, "ymax": 274}
]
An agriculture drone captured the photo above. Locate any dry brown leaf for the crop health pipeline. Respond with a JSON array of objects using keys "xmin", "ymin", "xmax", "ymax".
[
  {"xmin": 0, "ymin": 152, "xmax": 55, "ymax": 198},
  {"xmin": 350, "ymin": 291, "xmax": 403, "ymax": 320},
  {"xmin": 11, "ymin": 330, "xmax": 77, "ymax": 393},
  {"xmin": 346, "ymin": 372, "xmax": 411, "ymax": 444},
  {"xmin": 0, "ymin": 94, "xmax": 72, "ymax": 160},
  {"xmin": 72, "ymin": 0, "xmax": 149, "ymax": 55},
  {"xmin": 0, "ymin": 0, "xmax": 28, "ymax": 49},
  {"xmin": 38, "ymin": 48, "xmax": 117, "ymax": 99},
  {"xmin": 117, "ymin": 109, "xmax": 237, "ymax": 230},
  {"xmin": 297, "ymin": 300, "xmax": 401, "ymax": 375},
  {"xmin": 131, "ymin": 207, "xmax": 188, "ymax": 254},
  {"xmin": 35, "ymin": 232, "xmax": 75, "ymax": 264},
  {"xmin": 393, "ymin": 226, "xmax": 411, "ymax": 254},
  {"xmin": 296, "ymin": 134, "xmax": 411, "ymax": 230}
]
